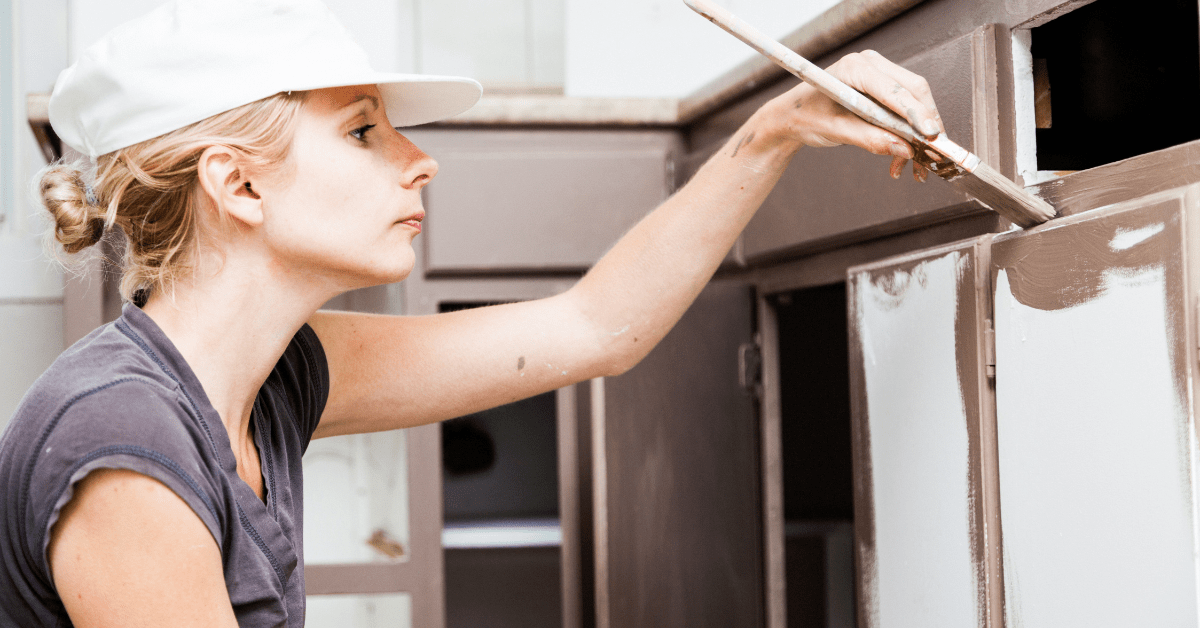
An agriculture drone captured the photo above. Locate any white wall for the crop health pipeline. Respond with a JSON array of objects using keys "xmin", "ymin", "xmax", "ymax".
[
  {"xmin": 65, "ymin": 0, "xmax": 836, "ymax": 98},
  {"xmin": 563, "ymin": 0, "xmax": 839, "ymax": 98},
  {"xmin": 68, "ymin": 0, "xmax": 563, "ymax": 88},
  {"xmin": 0, "ymin": 0, "xmax": 67, "ymax": 429},
  {"xmin": 69, "ymin": 0, "xmax": 413, "ymax": 72}
]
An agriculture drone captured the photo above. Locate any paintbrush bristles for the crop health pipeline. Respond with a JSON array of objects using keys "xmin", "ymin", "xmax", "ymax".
[{"xmin": 952, "ymin": 161, "xmax": 1057, "ymax": 228}]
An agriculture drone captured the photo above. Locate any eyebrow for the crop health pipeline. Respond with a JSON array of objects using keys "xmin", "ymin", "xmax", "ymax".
[{"xmin": 343, "ymin": 94, "xmax": 381, "ymax": 112}]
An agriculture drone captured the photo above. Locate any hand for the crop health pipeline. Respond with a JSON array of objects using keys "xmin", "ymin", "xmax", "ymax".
[{"xmin": 768, "ymin": 50, "xmax": 946, "ymax": 182}]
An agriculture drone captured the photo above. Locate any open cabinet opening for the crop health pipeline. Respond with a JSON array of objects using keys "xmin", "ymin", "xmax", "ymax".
[
  {"xmin": 1018, "ymin": 0, "xmax": 1200, "ymax": 175},
  {"xmin": 438, "ymin": 302, "xmax": 563, "ymax": 628},
  {"xmin": 773, "ymin": 283, "xmax": 857, "ymax": 628}
]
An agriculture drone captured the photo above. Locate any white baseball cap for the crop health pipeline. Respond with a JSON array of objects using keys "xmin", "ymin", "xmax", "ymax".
[{"xmin": 49, "ymin": 0, "xmax": 483, "ymax": 158}]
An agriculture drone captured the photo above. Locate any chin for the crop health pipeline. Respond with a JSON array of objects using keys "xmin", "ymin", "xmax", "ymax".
[{"xmin": 362, "ymin": 253, "xmax": 416, "ymax": 286}]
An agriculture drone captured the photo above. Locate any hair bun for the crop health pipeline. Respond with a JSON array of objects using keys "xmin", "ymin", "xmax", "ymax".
[{"xmin": 39, "ymin": 163, "xmax": 105, "ymax": 254}]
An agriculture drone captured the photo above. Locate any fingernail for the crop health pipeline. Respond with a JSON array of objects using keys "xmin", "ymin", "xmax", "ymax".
[
  {"xmin": 890, "ymin": 141, "xmax": 910, "ymax": 158},
  {"xmin": 923, "ymin": 120, "xmax": 940, "ymax": 135}
]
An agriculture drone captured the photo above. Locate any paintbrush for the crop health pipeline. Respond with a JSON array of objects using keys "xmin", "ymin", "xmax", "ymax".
[{"xmin": 684, "ymin": 0, "xmax": 1057, "ymax": 228}]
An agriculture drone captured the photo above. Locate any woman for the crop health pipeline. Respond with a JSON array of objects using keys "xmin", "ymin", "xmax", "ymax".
[{"xmin": 0, "ymin": 0, "xmax": 944, "ymax": 625}]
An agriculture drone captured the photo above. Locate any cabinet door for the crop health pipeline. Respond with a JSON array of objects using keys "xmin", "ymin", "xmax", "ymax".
[
  {"xmin": 593, "ymin": 280, "xmax": 762, "ymax": 628},
  {"xmin": 991, "ymin": 185, "xmax": 1200, "ymax": 627},
  {"xmin": 847, "ymin": 236, "xmax": 1002, "ymax": 628}
]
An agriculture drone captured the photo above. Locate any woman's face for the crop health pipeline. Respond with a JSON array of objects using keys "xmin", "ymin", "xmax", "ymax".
[{"xmin": 259, "ymin": 84, "xmax": 436, "ymax": 291}]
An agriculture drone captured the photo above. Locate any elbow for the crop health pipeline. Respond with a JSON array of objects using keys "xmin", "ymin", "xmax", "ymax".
[
  {"xmin": 596, "ymin": 335, "xmax": 652, "ymax": 378},
  {"xmin": 600, "ymin": 355, "xmax": 637, "ymax": 378}
]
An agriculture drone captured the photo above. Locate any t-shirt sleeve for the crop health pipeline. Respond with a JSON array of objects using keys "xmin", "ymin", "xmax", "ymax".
[
  {"xmin": 267, "ymin": 323, "xmax": 330, "ymax": 452},
  {"xmin": 26, "ymin": 380, "xmax": 225, "ymax": 580}
]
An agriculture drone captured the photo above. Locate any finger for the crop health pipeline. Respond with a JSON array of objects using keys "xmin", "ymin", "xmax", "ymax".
[
  {"xmin": 825, "ymin": 110, "xmax": 914, "ymax": 159},
  {"xmin": 890, "ymin": 156, "xmax": 907, "ymax": 180},
  {"xmin": 834, "ymin": 51, "xmax": 941, "ymax": 138},
  {"xmin": 860, "ymin": 50, "xmax": 944, "ymax": 136},
  {"xmin": 913, "ymin": 161, "xmax": 928, "ymax": 183}
]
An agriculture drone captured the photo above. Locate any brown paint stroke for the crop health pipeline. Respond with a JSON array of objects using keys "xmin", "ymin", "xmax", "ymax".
[
  {"xmin": 991, "ymin": 198, "xmax": 1194, "ymax": 618},
  {"xmin": 1032, "ymin": 139, "xmax": 1200, "ymax": 219},
  {"xmin": 846, "ymin": 276, "xmax": 879, "ymax": 628},
  {"xmin": 731, "ymin": 131, "xmax": 756, "ymax": 158},
  {"xmin": 993, "ymin": 203, "xmax": 1181, "ymax": 312},
  {"xmin": 951, "ymin": 250, "xmax": 989, "ymax": 628}
]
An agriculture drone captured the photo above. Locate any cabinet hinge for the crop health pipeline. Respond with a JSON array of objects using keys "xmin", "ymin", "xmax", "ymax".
[
  {"xmin": 739, "ymin": 335, "xmax": 764, "ymax": 399},
  {"xmin": 984, "ymin": 319, "xmax": 996, "ymax": 379}
]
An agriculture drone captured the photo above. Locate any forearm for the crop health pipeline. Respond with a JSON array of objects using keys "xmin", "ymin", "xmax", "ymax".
[{"xmin": 569, "ymin": 104, "xmax": 801, "ymax": 373}]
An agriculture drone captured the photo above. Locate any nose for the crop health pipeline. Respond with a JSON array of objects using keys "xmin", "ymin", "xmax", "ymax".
[{"xmin": 394, "ymin": 131, "xmax": 438, "ymax": 190}]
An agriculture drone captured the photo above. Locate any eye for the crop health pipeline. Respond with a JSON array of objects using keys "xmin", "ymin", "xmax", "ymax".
[{"xmin": 350, "ymin": 124, "xmax": 377, "ymax": 142}]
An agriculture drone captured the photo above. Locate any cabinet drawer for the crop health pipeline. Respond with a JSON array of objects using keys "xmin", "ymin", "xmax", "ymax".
[{"xmin": 405, "ymin": 129, "xmax": 680, "ymax": 274}]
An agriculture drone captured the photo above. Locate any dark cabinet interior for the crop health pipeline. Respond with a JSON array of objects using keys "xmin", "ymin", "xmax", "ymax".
[
  {"xmin": 442, "ymin": 394, "xmax": 560, "ymax": 523},
  {"xmin": 439, "ymin": 303, "xmax": 563, "ymax": 628},
  {"xmin": 773, "ymin": 283, "xmax": 856, "ymax": 628},
  {"xmin": 1032, "ymin": 0, "xmax": 1200, "ymax": 170}
]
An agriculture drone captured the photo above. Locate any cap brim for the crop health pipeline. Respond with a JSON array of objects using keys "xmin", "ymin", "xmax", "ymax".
[
  {"xmin": 285, "ymin": 73, "xmax": 481, "ymax": 127},
  {"xmin": 376, "ymin": 75, "xmax": 482, "ymax": 127}
]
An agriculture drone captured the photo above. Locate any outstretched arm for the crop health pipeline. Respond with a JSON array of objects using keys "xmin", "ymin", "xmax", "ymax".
[{"xmin": 310, "ymin": 50, "xmax": 944, "ymax": 437}]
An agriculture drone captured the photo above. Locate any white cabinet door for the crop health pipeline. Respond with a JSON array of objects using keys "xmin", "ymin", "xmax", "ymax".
[
  {"xmin": 848, "ymin": 236, "xmax": 1002, "ymax": 628},
  {"xmin": 991, "ymin": 185, "xmax": 1200, "ymax": 628}
]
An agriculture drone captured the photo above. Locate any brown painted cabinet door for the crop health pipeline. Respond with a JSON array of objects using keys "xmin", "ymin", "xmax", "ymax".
[
  {"xmin": 847, "ymin": 237, "xmax": 1002, "ymax": 628},
  {"xmin": 593, "ymin": 279, "xmax": 762, "ymax": 628},
  {"xmin": 991, "ymin": 185, "xmax": 1200, "ymax": 628}
]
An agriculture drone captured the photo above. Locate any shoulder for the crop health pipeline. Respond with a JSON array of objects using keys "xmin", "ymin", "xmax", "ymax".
[
  {"xmin": 0, "ymin": 325, "xmax": 228, "ymax": 582},
  {"xmin": 3, "ymin": 321, "xmax": 202, "ymax": 467},
  {"xmin": 7, "ymin": 321, "xmax": 182, "ymax": 432},
  {"xmin": 269, "ymin": 322, "xmax": 328, "ymax": 398}
]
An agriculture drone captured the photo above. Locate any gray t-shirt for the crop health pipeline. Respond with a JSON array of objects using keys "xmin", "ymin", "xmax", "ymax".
[{"xmin": 0, "ymin": 303, "xmax": 329, "ymax": 627}]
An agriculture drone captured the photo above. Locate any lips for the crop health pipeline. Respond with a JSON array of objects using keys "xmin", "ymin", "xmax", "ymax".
[{"xmin": 398, "ymin": 211, "xmax": 425, "ymax": 231}]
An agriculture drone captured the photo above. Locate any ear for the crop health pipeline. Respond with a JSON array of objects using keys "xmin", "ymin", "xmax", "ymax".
[{"xmin": 196, "ymin": 146, "xmax": 263, "ymax": 228}]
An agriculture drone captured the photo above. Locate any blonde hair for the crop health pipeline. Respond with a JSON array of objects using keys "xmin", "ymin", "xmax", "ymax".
[{"xmin": 38, "ymin": 90, "xmax": 308, "ymax": 302}]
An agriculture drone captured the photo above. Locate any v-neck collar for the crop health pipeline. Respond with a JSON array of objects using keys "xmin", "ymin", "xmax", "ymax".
[{"xmin": 115, "ymin": 303, "xmax": 295, "ymax": 581}]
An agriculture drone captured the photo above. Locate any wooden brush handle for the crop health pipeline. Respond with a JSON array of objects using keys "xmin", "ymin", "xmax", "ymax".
[{"xmin": 683, "ymin": 0, "xmax": 975, "ymax": 169}]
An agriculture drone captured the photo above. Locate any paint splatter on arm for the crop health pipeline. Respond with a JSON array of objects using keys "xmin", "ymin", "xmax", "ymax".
[{"xmin": 731, "ymin": 131, "xmax": 756, "ymax": 158}]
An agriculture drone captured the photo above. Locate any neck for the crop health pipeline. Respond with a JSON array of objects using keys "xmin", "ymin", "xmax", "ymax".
[{"xmin": 141, "ymin": 254, "xmax": 338, "ymax": 446}]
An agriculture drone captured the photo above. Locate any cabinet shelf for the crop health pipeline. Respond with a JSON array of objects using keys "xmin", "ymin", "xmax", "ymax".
[{"xmin": 442, "ymin": 517, "xmax": 562, "ymax": 549}]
